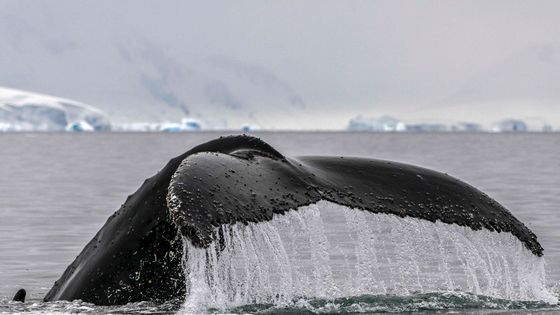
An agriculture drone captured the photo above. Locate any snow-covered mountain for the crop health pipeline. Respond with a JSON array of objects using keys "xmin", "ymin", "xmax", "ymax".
[
  {"xmin": 0, "ymin": 1, "xmax": 306, "ymax": 130},
  {"xmin": 0, "ymin": 87, "xmax": 110, "ymax": 131},
  {"xmin": 1, "ymin": 1, "xmax": 559, "ymax": 129}
]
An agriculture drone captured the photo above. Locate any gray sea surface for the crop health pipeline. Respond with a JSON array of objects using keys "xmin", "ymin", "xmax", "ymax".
[{"xmin": 0, "ymin": 132, "xmax": 559, "ymax": 314}]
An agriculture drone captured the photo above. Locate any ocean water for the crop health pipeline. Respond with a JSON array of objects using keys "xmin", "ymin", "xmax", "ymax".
[{"xmin": 0, "ymin": 132, "xmax": 559, "ymax": 314}]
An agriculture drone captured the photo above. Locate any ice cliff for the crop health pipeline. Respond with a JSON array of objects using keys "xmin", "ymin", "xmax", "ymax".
[{"xmin": 0, "ymin": 87, "xmax": 110, "ymax": 131}]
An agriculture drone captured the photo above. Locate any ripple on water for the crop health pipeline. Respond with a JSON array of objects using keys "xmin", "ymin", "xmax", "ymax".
[{"xmin": 1, "ymin": 293, "xmax": 558, "ymax": 314}]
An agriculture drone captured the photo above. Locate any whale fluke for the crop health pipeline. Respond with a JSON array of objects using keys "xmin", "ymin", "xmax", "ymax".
[
  {"xmin": 168, "ymin": 150, "xmax": 542, "ymax": 256},
  {"xmin": 43, "ymin": 135, "xmax": 544, "ymax": 306}
]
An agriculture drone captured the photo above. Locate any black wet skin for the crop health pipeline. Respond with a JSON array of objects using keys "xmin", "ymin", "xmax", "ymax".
[
  {"xmin": 44, "ymin": 135, "xmax": 542, "ymax": 305},
  {"xmin": 12, "ymin": 289, "xmax": 25, "ymax": 302}
]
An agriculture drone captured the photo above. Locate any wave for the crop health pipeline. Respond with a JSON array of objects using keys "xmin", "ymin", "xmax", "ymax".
[
  {"xmin": 228, "ymin": 292, "xmax": 557, "ymax": 314},
  {"xmin": 1, "ymin": 292, "xmax": 557, "ymax": 315}
]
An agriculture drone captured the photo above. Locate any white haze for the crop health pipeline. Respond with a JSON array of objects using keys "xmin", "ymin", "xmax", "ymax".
[{"xmin": 0, "ymin": 0, "xmax": 559, "ymax": 129}]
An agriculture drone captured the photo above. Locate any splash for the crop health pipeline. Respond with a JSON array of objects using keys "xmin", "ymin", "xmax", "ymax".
[{"xmin": 181, "ymin": 200, "xmax": 556, "ymax": 312}]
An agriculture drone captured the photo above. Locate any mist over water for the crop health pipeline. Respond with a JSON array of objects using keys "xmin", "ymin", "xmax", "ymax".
[{"xmin": 0, "ymin": 132, "xmax": 559, "ymax": 314}]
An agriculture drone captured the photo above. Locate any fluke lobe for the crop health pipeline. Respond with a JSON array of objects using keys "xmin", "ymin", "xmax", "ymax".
[{"xmin": 44, "ymin": 135, "xmax": 542, "ymax": 305}]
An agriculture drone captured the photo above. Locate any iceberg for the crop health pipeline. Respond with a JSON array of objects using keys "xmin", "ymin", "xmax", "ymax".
[
  {"xmin": 159, "ymin": 118, "xmax": 202, "ymax": 132},
  {"xmin": 159, "ymin": 123, "xmax": 184, "ymax": 132},
  {"xmin": 241, "ymin": 123, "xmax": 261, "ymax": 132},
  {"xmin": 492, "ymin": 119, "xmax": 528, "ymax": 132},
  {"xmin": 181, "ymin": 118, "xmax": 202, "ymax": 130},
  {"xmin": 111, "ymin": 122, "xmax": 161, "ymax": 132},
  {"xmin": 65, "ymin": 121, "xmax": 95, "ymax": 132},
  {"xmin": 0, "ymin": 87, "xmax": 110, "ymax": 131},
  {"xmin": 405, "ymin": 123, "xmax": 449, "ymax": 132},
  {"xmin": 450, "ymin": 122, "xmax": 482, "ymax": 132},
  {"xmin": 347, "ymin": 116, "xmax": 487, "ymax": 133},
  {"xmin": 347, "ymin": 115, "xmax": 406, "ymax": 132}
]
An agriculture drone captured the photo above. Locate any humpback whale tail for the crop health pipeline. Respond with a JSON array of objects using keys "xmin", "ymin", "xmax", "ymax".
[{"xmin": 43, "ymin": 135, "xmax": 555, "ymax": 309}]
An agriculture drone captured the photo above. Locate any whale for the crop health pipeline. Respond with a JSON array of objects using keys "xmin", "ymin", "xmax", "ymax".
[
  {"xmin": 12, "ymin": 289, "xmax": 26, "ymax": 303},
  {"xmin": 43, "ymin": 135, "xmax": 543, "ymax": 305}
]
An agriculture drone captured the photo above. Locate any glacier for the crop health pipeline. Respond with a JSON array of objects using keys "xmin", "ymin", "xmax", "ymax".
[{"xmin": 0, "ymin": 87, "xmax": 110, "ymax": 132}]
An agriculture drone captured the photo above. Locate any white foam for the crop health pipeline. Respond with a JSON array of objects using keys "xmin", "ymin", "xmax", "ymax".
[{"xmin": 181, "ymin": 200, "xmax": 556, "ymax": 312}]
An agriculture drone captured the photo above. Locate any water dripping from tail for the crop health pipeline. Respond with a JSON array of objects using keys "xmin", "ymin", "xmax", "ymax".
[{"xmin": 179, "ymin": 200, "xmax": 557, "ymax": 313}]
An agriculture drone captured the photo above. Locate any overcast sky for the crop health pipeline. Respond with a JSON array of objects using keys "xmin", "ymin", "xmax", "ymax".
[{"xmin": 1, "ymin": 1, "xmax": 559, "ymax": 128}]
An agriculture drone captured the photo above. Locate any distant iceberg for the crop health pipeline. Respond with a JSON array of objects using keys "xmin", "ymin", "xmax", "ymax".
[
  {"xmin": 159, "ymin": 118, "xmax": 202, "ymax": 132},
  {"xmin": 406, "ymin": 121, "xmax": 482, "ymax": 132},
  {"xmin": 543, "ymin": 124, "xmax": 554, "ymax": 132},
  {"xmin": 0, "ymin": 87, "xmax": 110, "ymax": 131},
  {"xmin": 182, "ymin": 118, "xmax": 202, "ymax": 130},
  {"xmin": 110, "ymin": 118, "xmax": 202, "ymax": 132},
  {"xmin": 241, "ymin": 123, "xmax": 261, "ymax": 132},
  {"xmin": 65, "ymin": 121, "xmax": 95, "ymax": 132},
  {"xmin": 111, "ymin": 122, "xmax": 161, "ymax": 132},
  {"xmin": 347, "ymin": 115, "xmax": 406, "ymax": 132},
  {"xmin": 406, "ymin": 123, "xmax": 451, "ymax": 132},
  {"xmin": 347, "ymin": 115, "xmax": 488, "ymax": 133},
  {"xmin": 492, "ymin": 119, "xmax": 528, "ymax": 132},
  {"xmin": 450, "ymin": 122, "xmax": 482, "ymax": 132}
]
